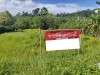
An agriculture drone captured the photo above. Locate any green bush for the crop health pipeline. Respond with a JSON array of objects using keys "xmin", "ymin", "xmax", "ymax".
[
  {"xmin": 0, "ymin": 25, "xmax": 14, "ymax": 33},
  {"xmin": 4, "ymin": 26, "xmax": 13, "ymax": 32},
  {"xmin": 0, "ymin": 25, "xmax": 5, "ymax": 33}
]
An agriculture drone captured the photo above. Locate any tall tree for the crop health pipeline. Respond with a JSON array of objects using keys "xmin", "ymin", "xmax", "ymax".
[
  {"xmin": 96, "ymin": 1, "xmax": 100, "ymax": 5},
  {"xmin": 16, "ymin": 12, "xmax": 21, "ymax": 16},
  {"xmin": 0, "ymin": 10, "xmax": 14, "ymax": 25},
  {"xmin": 32, "ymin": 8, "xmax": 40, "ymax": 16},
  {"xmin": 40, "ymin": 7, "xmax": 48, "ymax": 16},
  {"xmin": 32, "ymin": 14, "xmax": 58, "ymax": 29},
  {"xmin": 14, "ymin": 17, "xmax": 31, "ymax": 30},
  {"xmin": 85, "ymin": 1, "xmax": 100, "ymax": 37}
]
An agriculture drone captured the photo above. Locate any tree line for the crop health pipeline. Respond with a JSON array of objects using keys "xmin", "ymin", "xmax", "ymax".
[{"xmin": 0, "ymin": 1, "xmax": 100, "ymax": 37}]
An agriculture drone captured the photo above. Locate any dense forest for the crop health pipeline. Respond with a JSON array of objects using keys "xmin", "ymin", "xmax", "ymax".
[{"xmin": 0, "ymin": 1, "xmax": 100, "ymax": 37}]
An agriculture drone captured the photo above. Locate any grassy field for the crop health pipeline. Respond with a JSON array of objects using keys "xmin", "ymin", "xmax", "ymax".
[{"xmin": 0, "ymin": 29, "xmax": 100, "ymax": 75}]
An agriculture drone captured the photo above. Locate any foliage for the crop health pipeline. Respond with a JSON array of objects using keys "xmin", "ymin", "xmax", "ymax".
[
  {"xmin": 83, "ymin": 1, "xmax": 100, "ymax": 37},
  {"xmin": 32, "ymin": 14, "xmax": 58, "ymax": 29},
  {"xmin": 32, "ymin": 16, "xmax": 42, "ymax": 28},
  {"xmin": 14, "ymin": 16, "xmax": 32, "ymax": 31},
  {"xmin": 40, "ymin": 7, "xmax": 49, "ymax": 16},
  {"xmin": 32, "ymin": 8, "xmax": 40, "ymax": 16},
  {"xmin": 0, "ymin": 25, "xmax": 5, "ymax": 33},
  {"xmin": 0, "ymin": 10, "xmax": 14, "ymax": 25},
  {"xmin": 0, "ymin": 25, "xmax": 14, "ymax": 33},
  {"xmin": 4, "ymin": 25, "xmax": 14, "ymax": 32},
  {"xmin": 56, "ymin": 9, "xmax": 93, "ymax": 18}
]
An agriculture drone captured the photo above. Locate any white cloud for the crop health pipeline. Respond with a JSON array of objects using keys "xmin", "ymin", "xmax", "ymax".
[
  {"xmin": 38, "ymin": 3, "xmax": 95, "ymax": 14},
  {"xmin": 0, "ymin": 0, "xmax": 97, "ymax": 15},
  {"xmin": 24, "ymin": 0, "xmax": 37, "ymax": 7},
  {"xmin": 0, "ymin": 0, "xmax": 10, "ymax": 4},
  {"xmin": 0, "ymin": 0, "xmax": 10, "ymax": 7}
]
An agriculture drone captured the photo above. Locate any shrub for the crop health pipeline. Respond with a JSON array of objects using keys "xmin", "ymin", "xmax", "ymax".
[
  {"xmin": 0, "ymin": 25, "xmax": 14, "ymax": 33},
  {"xmin": 0, "ymin": 25, "xmax": 5, "ymax": 33}
]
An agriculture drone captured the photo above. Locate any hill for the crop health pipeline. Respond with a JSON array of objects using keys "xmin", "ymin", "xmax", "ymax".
[{"xmin": 0, "ymin": 29, "xmax": 100, "ymax": 75}]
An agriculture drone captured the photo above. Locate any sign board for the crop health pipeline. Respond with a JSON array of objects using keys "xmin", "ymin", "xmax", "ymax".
[{"xmin": 45, "ymin": 30, "xmax": 80, "ymax": 51}]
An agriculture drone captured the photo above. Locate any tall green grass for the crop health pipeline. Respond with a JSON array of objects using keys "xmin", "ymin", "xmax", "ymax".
[{"xmin": 0, "ymin": 29, "xmax": 100, "ymax": 75}]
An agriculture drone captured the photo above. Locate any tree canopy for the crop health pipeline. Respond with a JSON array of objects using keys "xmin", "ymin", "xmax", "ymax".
[{"xmin": 0, "ymin": 10, "xmax": 14, "ymax": 25}]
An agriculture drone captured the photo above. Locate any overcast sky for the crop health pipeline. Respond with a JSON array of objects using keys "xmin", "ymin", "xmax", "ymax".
[{"xmin": 0, "ymin": 0, "xmax": 99, "ymax": 15}]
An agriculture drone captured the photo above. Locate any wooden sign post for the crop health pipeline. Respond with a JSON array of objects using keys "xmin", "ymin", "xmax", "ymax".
[{"xmin": 39, "ymin": 28, "xmax": 42, "ymax": 57}]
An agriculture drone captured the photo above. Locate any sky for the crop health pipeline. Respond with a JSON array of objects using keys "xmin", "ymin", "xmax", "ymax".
[{"xmin": 0, "ymin": 0, "xmax": 99, "ymax": 15}]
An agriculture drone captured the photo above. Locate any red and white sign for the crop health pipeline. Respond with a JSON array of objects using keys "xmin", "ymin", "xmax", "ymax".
[{"xmin": 45, "ymin": 30, "xmax": 80, "ymax": 51}]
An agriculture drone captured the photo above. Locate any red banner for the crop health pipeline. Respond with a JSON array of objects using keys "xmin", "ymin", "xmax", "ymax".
[{"xmin": 45, "ymin": 30, "xmax": 80, "ymax": 40}]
